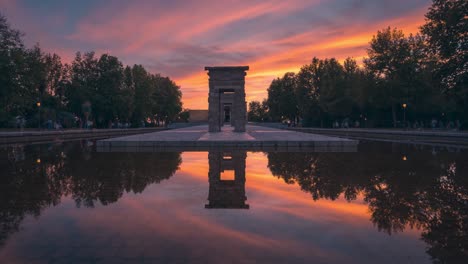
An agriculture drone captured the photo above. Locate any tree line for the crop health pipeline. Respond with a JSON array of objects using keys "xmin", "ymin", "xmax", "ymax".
[
  {"xmin": 0, "ymin": 14, "xmax": 183, "ymax": 129},
  {"xmin": 249, "ymin": 0, "xmax": 467, "ymax": 128}
]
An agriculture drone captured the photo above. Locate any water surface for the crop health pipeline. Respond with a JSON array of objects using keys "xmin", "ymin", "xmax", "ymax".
[{"xmin": 0, "ymin": 141, "xmax": 467, "ymax": 263}]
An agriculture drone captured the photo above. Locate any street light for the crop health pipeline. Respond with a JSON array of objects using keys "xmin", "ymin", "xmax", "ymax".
[
  {"xmin": 37, "ymin": 101, "xmax": 41, "ymax": 130},
  {"xmin": 402, "ymin": 103, "xmax": 407, "ymax": 128}
]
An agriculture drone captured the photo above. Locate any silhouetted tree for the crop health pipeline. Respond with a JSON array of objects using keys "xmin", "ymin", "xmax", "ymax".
[
  {"xmin": 0, "ymin": 14, "xmax": 27, "ymax": 126},
  {"xmin": 421, "ymin": 0, "xmax": 468, "ymax": 125},
  {"xmin": 247, "ymin": 100, "xmax": 268, "ymax": 122},
  {"xmin": 0, "ymin": 14, "xmax": 183, "ymax": 128},
  {"xmin": 295, "ymin": 58, "xmax": 322, "ymax": 126},
  {"xmin": 267, "ymin": 72, "xmax": 298, "ymax": 122},
  {"xmin": 364, "ymin": 27, "xmax": 415, "ymax": 127},
  {"xmin": 152, "ymin": 75, "xmax": 183, "ymax": 125}
]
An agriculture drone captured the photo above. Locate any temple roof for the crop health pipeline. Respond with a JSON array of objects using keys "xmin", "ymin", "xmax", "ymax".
[{"xmin": 204, "ymin": 66, "xmax": 249, "ymax": 71}]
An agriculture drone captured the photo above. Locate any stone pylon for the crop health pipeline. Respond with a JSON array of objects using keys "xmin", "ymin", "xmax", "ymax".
[{"xmin": 205, "ymin": 66, "xmax": 249, "ymax": 132}]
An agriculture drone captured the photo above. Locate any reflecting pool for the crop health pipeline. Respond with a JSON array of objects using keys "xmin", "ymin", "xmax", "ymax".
[{"xmin": 0, "ymin": 141, "xmax": 467, "ymax": 263}]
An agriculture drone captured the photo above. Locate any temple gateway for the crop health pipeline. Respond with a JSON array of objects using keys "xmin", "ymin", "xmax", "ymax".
[{"xmin": 205, "ymin": 66, "xmax": 249, "ymax": 132}]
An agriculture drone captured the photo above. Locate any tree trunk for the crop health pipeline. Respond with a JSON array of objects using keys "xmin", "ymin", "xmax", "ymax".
[{"xmin": 392, "ymin": 104, "xmax": 397, "ymax": 128}]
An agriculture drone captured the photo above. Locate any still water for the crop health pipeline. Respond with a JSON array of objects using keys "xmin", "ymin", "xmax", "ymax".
[{"xmin": 0, "ymin": 141, "xmax": 467, "ymax": 263}]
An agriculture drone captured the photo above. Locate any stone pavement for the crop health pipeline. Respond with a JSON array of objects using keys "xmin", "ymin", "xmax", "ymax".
[
  {"xmin": 97, "ymin": 125, "xmax": 358, "ymax": 152},
  {"xmin": 0, "ymin": 127, "xmax": 167, "ymax": 145},
  {"xmin": 288, "ymin": 127, "xmax": 468, "ymax": 148}
]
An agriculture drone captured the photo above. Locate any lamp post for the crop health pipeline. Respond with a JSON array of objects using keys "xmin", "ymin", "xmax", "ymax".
[
  {"xmin": 402, "ymin": 103, "xmax": 407, "ymax": 128},
  {"xmin": 36, "ymin": 101, "xmax": 41, "ymax": 130}
]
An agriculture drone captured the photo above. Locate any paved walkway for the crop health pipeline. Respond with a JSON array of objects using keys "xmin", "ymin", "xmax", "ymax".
[
  {"xmin": 288, "ymin": 127, "xmax": 468, "ymax": 148},
  {"xmin": 0, "ymin": 127, "xmax": 166, "ymax": 137},
  {"xmin": 97, "ymin": 125, "xmax": 357, "ymax": 152},
  {"xmin": 289, "ymin": 127, "xmax": 468, "ymax": 137},
  {"xmin": 0, "ymin": 127, "xmax": 167, "ymax": 145}
]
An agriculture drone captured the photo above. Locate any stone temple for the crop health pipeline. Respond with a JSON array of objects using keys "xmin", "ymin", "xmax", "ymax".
[
  {"xmin": 205, "ymin": 66, "xmax": 249, "ymax": 132},
  {"xmin": 97, "ymin": 66, "xmax": 358, "ymax": 152}
]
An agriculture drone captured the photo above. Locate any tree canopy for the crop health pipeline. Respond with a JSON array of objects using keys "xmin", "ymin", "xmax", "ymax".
[
  {"xmin": 0, "ymin": 14, "xmax": 183, "ymax": 128},
  {"xmin": 249, "ymin": 0, "xmax": 467, "ymax": 129}
]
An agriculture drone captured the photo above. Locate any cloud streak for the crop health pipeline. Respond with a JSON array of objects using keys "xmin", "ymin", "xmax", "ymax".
[{"xmin": 0, "ymin": 0, "xmax": 432, "ymax": 108}]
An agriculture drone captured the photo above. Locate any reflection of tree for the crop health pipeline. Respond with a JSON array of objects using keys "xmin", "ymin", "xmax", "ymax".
[
  {"xmin": 268, "ymin": 151, "xmax": 369, "ymax": 201},
  {"xmin": 0, "ymin": 142, "xmax": 181, "ymax": 247},
  {"xmin": 64, "ymin": 145, "xmax": 181, "ymax": 207},
  {"xmin": 267, "ymin": 143, "xmax": 468, "ymax": 263},
  {"xmin": 420, "ymin": 160, "xmax": 468, "ymax": 263},
  {"xmin": 0, "ymin": 144, "xmax": 69, "ymax": 247}
]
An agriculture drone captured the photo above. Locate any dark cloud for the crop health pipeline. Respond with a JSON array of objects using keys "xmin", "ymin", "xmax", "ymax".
[{"xmin": 1, "ymin": 0, "xmax": 431, "ymax": 108}]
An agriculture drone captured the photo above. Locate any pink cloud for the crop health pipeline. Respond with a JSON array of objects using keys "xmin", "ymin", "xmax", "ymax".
[{"xmin": 1, "ymin": 0, "xmax": 431, "ymax": 109}]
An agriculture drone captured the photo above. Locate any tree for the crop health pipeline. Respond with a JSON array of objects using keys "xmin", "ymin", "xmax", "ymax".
[
  {"xmin": 266, "ymin": 72, "xmax": 298, "ymax": 122},
  {"xmin": 344, "ymin": 57, "xmax": 372, "ymax": 121},
  {"xmin": 151, "ymin": 75, "xmax": 182, "ymax": 125},
  {"xmin": 421, "ymin": 0, "xmax": 468, "ymax": 124},
  {"xmin": 317, "ymin": 58, "xmax": 353, "ymax": 124},
  {"xmin": 364, "ymin": 27, "xmax": 414, "ymax": 127},
  {"xmin": 295, "ymin": 58, "xmax": 322, "ymax": 126},
  {"xmin": 0, "ymin": 13, "xmax": 183, "ymax": 129},
  {"xmin": 94, "ymin": 54, "xmax": 125, "ymax": 127},
  {"xmin": 0, "ymin": 14, "xmax": 28, "ymax": 126},
  {"xmin": 247, "ymin": 100, "xmax": 268, "ymax": 122},
  {"xmin": 115, "ymin": 66, "xmax": 135, "ymax": 123},
  {"xmin": 65, "ymin": 52, "xmax": 98, "ymax": 127},
  {"xmin": 131, "ymin": 65, "xmax": 152, "ymax": 126},
  {"xmin": 178, "ymin": 109, "xmax": 190, "ymax": 122},
  {"xmin": 43, "ymin": 53, "xmax": 69, "ymax": 112},
  {"xmin": 404, "ymin": 34, "xmax": 444, "ymax": 121}
]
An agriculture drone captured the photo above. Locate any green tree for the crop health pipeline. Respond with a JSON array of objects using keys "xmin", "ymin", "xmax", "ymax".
[
  {"xmin": 295, "ymin": 58, "xmax": 322, "ymax": 126},
  {"xmin": 0, "ymin": 14, "xmax": 183, "ymax": 129},
  {"xmin": 421, "ymin": 0, "xmax": 467, "ymax": 124},
  {"xmin": 266, "ymin": 72, "xmax": 298, "ymax": 122},
  {"xmin": 247, "ymin": 100, "xmax": 268, "ymax": 122},
  {"xmin": 26, "ymin": 47, "xmax": 73, "ymax": 126},
  {"xmin": 65, "ymin": 52, "xmax": 98, "ymax": 127},
  {"xmin": 115, "ymin": 66, "xmax": 135, "ymax": 123},
  {"xmin": 344, "ymin": 57, "xmax": 370, "ymax": 121},
  {"xmin": 364, "ymin": 27, "xmax": 414, "ymax": 127},
  {"xmin": 178, "ymin": 109, "xmax": 190, "ymax": 122},
  {"xmin": 318, "ymin": 58, "xmax": 353, "ymax": 124},
  {"xmin": 94, "ymin": 54, "xmax": 125, "ymax": 127},
  {"xmin": 131, "ymin": 65, "xmax": 152, "ymax": 126},
  {"xmin": 151, "ymin": 75, "xmax": 182, "ymax": 125},
  {"xmin": 0, "ymin": 14, "xmax": 26, "ymax": 126},
  {"xmin": 43, "ymin": 53, "xmax": 69, "ymax": 112}
]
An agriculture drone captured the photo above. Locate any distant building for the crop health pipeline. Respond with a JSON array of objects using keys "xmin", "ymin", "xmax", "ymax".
[{"xmin": 188, "ymin": 110, "xmax": 208, "ymax": 123}]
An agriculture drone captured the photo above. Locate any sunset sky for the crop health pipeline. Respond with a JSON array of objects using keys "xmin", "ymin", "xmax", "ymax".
[{"xmin": 1, "ymin": 0, "xmax": 431, "ymax": 109}]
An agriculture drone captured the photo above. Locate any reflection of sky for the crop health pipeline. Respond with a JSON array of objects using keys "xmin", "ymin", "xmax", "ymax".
[
  {"xmin": 0, "ymin": 152, "xmax": 429, "ymax": 263},
  {"xmin": 0, "ymin": 0, "xmax": 431, "ymax": 109}
]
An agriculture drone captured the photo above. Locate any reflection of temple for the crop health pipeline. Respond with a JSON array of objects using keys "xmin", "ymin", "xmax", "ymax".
[{"xmin": 205, "ymin": 151, "xmax": 249, "ymax": 209}]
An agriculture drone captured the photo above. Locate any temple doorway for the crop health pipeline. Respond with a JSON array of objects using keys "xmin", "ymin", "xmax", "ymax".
[{"xmin": 224, "ymin": 104, "xmax": 231, "ymax": 124}]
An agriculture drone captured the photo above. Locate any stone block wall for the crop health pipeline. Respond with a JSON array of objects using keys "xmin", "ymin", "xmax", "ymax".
[{"xmin": 205, "ymin": 66, "xmax": 249, "ymax": 132}]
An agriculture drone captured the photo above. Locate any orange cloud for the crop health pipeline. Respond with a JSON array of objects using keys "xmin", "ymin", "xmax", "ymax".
[
  {"xmin": 177, "ymin": 7, "xmax": 428, "ymax": 109},
  {"xmin": 1, "ymin": 0, "xmax": 431, "ymax": 110}
]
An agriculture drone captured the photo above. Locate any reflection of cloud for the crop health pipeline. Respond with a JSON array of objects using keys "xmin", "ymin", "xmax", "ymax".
[
  {"xmin": 0, "ymin": 151, "xmax": 426, "ymax": 262},
  {"xmin": 0, "ymin": 0, "xmax": 431, "ymax": 108}
]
